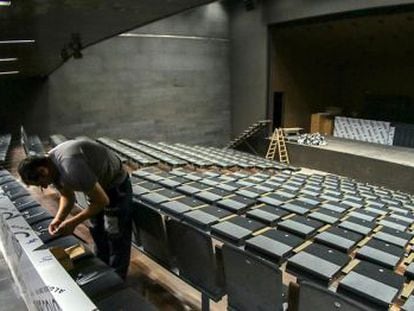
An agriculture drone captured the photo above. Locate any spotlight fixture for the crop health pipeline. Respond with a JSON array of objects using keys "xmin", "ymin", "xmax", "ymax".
[
  {"xmin": 72, "ymin": 49, "xmax": 83, "ymax": 59},
  {"xmin": 60, "ymin": 46, "xmax": 69, "ymax": 61},
  {"xmin": 243, "ymin": 0, "xmax": 256, "ymax": 11},
  {"xmin": 0, "ymin": 1, "xmax": 11, "ymax": 6},
  {"xmin": 68, "ymin": 33, "xmax": 83, "ymax": 59}
]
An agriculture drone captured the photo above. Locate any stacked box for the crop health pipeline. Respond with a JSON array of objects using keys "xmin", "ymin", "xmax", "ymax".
[{"xmin": 333, "ymin": 116, "xmax": 395, "ymax": 145}]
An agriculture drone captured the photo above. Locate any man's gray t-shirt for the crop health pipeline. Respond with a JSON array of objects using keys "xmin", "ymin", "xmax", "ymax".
[{"xmin": 48, "ymin": 139, "xmax": 126, "ymax": 192}]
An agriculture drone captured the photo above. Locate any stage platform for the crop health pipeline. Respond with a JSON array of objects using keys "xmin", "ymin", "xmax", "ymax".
[{"xmin": 287, "ymin": 137, "xmax": 414, "ymax": 194}]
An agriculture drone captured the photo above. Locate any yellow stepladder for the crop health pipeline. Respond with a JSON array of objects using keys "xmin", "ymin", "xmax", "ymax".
[{"xmin": 266, "ymin": 128, "xmax": 290, "ymax": 164}]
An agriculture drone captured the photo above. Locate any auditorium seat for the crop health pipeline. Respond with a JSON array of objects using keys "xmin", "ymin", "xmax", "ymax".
[
  {"xmin": 69, "ymin": 256, "xmax": 124, "ymax": 300},
  {"xmin": 166, "ymin": 219, "xmax": 225, "ymax": 300},
  {"xmin": 294, "ymin": 281, "xmax": 373, "ymax": 311},
  {"xmin": 210, "ymin": 216, "xmax": 266, "ymax": 245},
  {"xmin": 245, "ymin": 229, "xmax": 304, "ymax": 263},
  {"xmin": 286, "ymin": 243, "xmax": 350, "ymax": 285},
  {"xmin": 338, "ymin": 261, "xmax": 404, "ymax": 309},
  {"xmin": 95, "ymin": 288, "xmax": 156, "ymax": 311},
  {"xmin": 314, "ymin": 226, "xmax": 363, "ymax": 253},
  {"xmin": 133, "ymin": 203, "xmax": 172, "ymax": 267},
  {"xmin": 222, "ymin": 244, "xmax": 284, "ymax": 311}
]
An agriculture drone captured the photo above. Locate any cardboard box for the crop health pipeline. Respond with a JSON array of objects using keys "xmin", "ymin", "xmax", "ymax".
[
  {"xmin": 49, "ymin": 243, "xmax": 86, "ymax": 271},
  {"xmin": 311, "ymin": 113, "xmax": 333, "ymax": 135},
  {"xmin": 50, "ymin": 247, "xmax": 74, "ymax": 271}
]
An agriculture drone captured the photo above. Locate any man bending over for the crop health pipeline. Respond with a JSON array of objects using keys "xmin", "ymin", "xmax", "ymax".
[{"xmin": 18, "ymin": 138, "xmax": 132, "ymax": 279}]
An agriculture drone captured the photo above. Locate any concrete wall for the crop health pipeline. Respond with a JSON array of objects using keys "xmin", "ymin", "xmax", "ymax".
[
  {"xmin": 0, "ymin": 2, "xmax": 231, "ymax": 147},
  {"xmin": 4, "ymin": 0, "xmax": 414, "ymax": 143},
  {"xmin": 229, "ymin": 1, "xmax": 268, "ymax": 137}
]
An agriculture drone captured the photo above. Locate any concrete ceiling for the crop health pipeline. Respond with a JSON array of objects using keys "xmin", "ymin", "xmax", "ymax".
[{"xmin": 0, "ymin": 0, "xmax": 216, "ymax": 79}]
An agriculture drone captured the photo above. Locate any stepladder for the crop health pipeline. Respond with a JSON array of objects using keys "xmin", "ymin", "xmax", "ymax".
[{"xmin": 266, "ymin": 128, "xmax": 290, "ymax": 164}]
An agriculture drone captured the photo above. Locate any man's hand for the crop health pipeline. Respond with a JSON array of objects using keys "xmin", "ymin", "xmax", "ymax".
[
  {"xmin": 54, "ymin": 220, "xmax": 76, "ymax": 236},
  {"xmin": 50, "ymin": 183, "xmax": 108, "ymax": 237},
  {"xmin": 49, "ymin": 186, "xmax": 75, "ymax": 235},
  {"xmin": 48, "ymin": 218, "xmax": 62, "ymax": 235}
]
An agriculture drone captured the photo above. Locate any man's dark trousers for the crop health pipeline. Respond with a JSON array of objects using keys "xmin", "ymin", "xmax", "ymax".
[{"xmin": 89, "ymin": 176, "xmax": 132, "ymax": 279}]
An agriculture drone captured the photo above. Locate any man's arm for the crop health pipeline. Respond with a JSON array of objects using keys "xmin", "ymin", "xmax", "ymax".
[
  {"xmin": 48, "ymin": 187, "xmax": 76, "ymax": 235},
  {"xmin": 54, "ymin": 182, "xmax": 109, "ymax": 236}
]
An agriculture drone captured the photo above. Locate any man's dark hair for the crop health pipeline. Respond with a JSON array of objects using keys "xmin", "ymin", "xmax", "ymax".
[{"xmin": 18, "ymin": 156, "xmax": 49, "ymax": 185}]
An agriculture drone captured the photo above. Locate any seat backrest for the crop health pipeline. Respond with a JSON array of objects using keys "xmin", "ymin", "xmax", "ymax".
[
  {"xmin": 133, "ymin": 203, "xmax": 171, "ymax": 266},
  {"xmin": 96, "ymin": 287, "xmax": 156, "ymax": 311},
  {"xmin": 70, "ymin": 256, "xmax": 124, "ymax": 300},
  {"xmin": 20, "ymin": 126, "xmax": 29, "ymax": 155},
  {"xmin": 297, "ymin": 281, "xmax": 373, "ymax": 311},
  {"xmin": 166, "ymin": 219, "xmax": 224, "ymax": 300},
  {"xmin": 222, "ymin": 244, "xmax": 283, "ymax": 311}
]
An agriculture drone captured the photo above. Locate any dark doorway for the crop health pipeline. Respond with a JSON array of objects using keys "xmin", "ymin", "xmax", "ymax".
[{"xmin": 272, "ymin": 92, "xmax": 283, "ymax": 129}]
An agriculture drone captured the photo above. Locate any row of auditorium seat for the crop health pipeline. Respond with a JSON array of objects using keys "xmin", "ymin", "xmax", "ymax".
[
  {"xmin": 140, "ymin": 140, "xmax": 216, "ymax": 167},
  {"xmin": 0, "ymin": 169, "xmax": 155, "ymax": 311},
  {"xmin": 141, "ymin": 140, "xmax": 291, "ymax": 170},
  {"xmin": 48, "ymin": 134, "xmax": 300, "ymax": 172},
  {"xmin": 0, "ymin": 134, "xmax": 11, "ymax": 165},
  {"xmin": 118, "ymin": 138, "xmax": 298, "ymax": 170},
  {"xmin": 131, "ymin": 165, "xmax": 414, "ymax": 310},
  {"xmin": 119, "ymin": 138, "xmax": 188, "ymax": 166},
  {"xmin": 174, "ymin": 142, "xmax": 292, "ymax": 170},
  {"xmin": 97, "ymin": 137, "xmax": 158, "ymax": 166},
  {"xmin": 49, "ymin": 134, "xmax": 68, "ymax": 147},
  {"xmin": 21, "ymin": 126, "xmax": 45, "ymax": 156}
]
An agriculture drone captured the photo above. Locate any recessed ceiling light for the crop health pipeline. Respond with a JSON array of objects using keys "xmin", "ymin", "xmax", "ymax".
[
  {"xmin": 0, "ymin": 40, "xmax": 35, "ymax": 44},
  {"xmin": 0, "ymin": 57, "xmax": 18, "ymax": 62},
  {"xmin": 0, "ymin": 1, "xmax": 11, "ymax": 6},
  {"xmin": 0, "ymin": 71, "xmax": 19, "ymax": 75}
]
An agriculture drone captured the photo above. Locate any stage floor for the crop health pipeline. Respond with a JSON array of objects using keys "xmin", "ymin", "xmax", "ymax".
[{"xmin": 316, "ymin": 137, "xmax": 414, "ymax": 168}]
